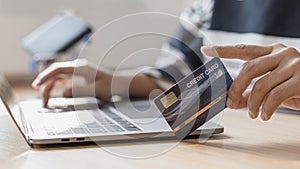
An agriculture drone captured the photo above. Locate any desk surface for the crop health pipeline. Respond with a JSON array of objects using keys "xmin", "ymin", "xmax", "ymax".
[{"xmin": 0, "ymin": 85, "xmax": 300, "ymax": 169}]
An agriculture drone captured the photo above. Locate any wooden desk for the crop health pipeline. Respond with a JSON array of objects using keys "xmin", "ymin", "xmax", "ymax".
[{"xmin": 0, "ymin": 85, "xmax": 299, "ymax": 169}]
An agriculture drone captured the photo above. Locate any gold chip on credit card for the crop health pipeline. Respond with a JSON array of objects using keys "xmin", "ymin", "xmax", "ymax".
[{"xmin": 160, "ymin": 92, "xmax": 178, "ymax": 109}]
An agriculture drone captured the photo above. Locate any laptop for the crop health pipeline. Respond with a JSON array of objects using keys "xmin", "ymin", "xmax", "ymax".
[{"xmin": 1, "ymin": 96, "xmax": 224, "ymax": 146}]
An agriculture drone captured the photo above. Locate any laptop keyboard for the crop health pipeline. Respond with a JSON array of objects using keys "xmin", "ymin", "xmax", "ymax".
[
  {"xmin": 99, "ymin": 109, "xmax": 142, "ymax": 132},
  {"xmin": 41, "ymin": 108, "xmax": 141, "ymax": 136}
]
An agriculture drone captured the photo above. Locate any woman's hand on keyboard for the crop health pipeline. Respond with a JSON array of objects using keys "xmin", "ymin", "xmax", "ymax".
[
  {"xmin": 32, "ymin": 59, "xmax": 161, "ymax": 107},
  {"xmin": 32, "ymin": 59, "xmax": 113, "ymax": 106}
]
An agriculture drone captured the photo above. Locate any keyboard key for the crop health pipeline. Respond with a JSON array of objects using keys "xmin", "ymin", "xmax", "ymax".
[
  {"xmin": 45, "ymin": 128, "xmax": 56, "ymax": 136},
  {"xmin": 71, "ymin": 128, "xmax": 89, "ymax": 134},
  {"xmin": 93, "ymin": 108, "xmax": 140, "ymax": 132},
  {"xmin": 89, "ymin": 128, "xmax": 107, "ymax": 134},
  {"xmin": 105, "ymin": 125, "xmax": 124, "ymax": 132},
  {"xmin": 102, "ymin": 110, "xmax": 120, "ymax": 119},
  {"xmin": 85, "ymin": 122, "xmax": 101, "ymax": 128},
  {"xmin": 126, "ymin": 127, "xmax": 141, "ymax": 131}
]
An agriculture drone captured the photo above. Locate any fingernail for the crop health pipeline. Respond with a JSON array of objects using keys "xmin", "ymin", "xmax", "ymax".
[
  {"xmin": 32, "ymin": 80, "xmax": 40, "ymax": 87},
  {"xmin": 63, "ymin": 89, "xmax": 72, "ymax": 97},
  {"xmin": 201, "ymin": 46, "xmax": 218, "ymax": 56},
  {"xmin": 226, "ymin": 98, "xmax": 233, "ymax": 108},
  {"xmin": 248, "ymin": 111, "xmax": 255, "ymax": 119},
  {"xmin": 261, "ymin": 113, "xmax": 268, "ymax": 121}
]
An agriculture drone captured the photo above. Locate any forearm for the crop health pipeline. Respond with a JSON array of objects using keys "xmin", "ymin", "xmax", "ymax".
[
  {"xmin": 129, "ymin": 73, "xmax": 163, "ymax": 98},
  {"xmin": 111, "ymin": 72, "xmax": 163, "ymax": 98}
]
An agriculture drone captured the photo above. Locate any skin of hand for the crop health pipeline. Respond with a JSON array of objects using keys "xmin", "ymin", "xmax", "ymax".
[
  {"xmin": 32, "ymin": 60, "xmax": 161, "ymax": 107},
  {"xmin": 201, "ymin": 43, "xmax": 300, "ymax": 121}
]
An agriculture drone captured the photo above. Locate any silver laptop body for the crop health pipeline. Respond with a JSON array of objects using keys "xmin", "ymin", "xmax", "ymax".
[{"xmin": 2, "ymin": 97, "xmax": 224, "ymax": 145}]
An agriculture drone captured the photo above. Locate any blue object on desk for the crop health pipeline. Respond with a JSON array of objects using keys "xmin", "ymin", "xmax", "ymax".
[
  {"xmin": 29, "ymin": 58, "xmax": 37, "ymax": 74},
  {"xmin": 22, "ymin": 13, "xmax": 92, "ymax": 62}
]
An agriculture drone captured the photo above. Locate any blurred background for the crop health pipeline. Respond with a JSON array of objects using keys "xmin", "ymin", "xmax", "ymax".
[{"xmin": 0, "ymin": 0, "xmax": 194, "ymax": 84}]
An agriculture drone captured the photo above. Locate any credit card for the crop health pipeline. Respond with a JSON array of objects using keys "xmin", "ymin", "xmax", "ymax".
[{"xmin": 154, "ymin": 58, "xmax": 233, "ymax": 139}]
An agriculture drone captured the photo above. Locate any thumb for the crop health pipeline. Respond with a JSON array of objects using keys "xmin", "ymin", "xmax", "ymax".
[
  {"xmin": 63, "ymin": 88, "xmax": 72, "ymax": 98},
  {"xmin": 63, "ymin": 84, "xmax": 96, "ymax": 98}
]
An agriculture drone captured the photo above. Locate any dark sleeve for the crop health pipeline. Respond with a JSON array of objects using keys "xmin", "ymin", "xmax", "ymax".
[{"xmin": 154, "ymin": 24, "xmax": 204, "ymax": 83}]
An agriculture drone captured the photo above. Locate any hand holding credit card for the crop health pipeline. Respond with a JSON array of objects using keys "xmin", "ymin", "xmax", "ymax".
[{"xmin": 154, "ymin": 58, "xmax": 233, "ymax": 139}]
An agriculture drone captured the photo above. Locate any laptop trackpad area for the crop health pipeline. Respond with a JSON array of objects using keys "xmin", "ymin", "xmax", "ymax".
[{"xmin": 112, "ymin": 100, "xmax": 163, "ymax": 119}]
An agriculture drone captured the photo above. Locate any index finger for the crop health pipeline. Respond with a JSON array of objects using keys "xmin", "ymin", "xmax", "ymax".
[
  {"xmin": 201, "ymin": 44, "xmax": 273, "ymax": 60},
  {"xmin": 32, "ymin": 59, "xmax": 89, "ymax": 88},
  {"xmin": 32, "ymin": 66, "xmax": 75, "ymax": 88}
]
